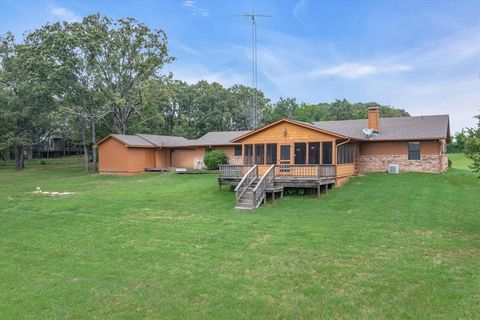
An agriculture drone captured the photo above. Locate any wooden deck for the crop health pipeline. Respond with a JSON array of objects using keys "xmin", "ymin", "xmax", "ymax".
[{"xmin": 219, "ymin": 164, "xmax": 336, "ymax": 210}]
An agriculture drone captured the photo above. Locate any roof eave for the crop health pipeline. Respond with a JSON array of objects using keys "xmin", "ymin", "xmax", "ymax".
[{"xmin": 231, "ymin": 118, "xmax": 348, "ymax": 142}]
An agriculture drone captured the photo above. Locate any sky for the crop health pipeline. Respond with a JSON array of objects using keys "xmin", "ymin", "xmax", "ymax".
[{"xmin": 0, "ymin": 0, "xmax": 479, "ymax": 133}]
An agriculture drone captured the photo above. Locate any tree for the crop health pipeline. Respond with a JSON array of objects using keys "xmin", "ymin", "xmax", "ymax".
[
  {"xmin": 329, "ymin": 99, "xmax": 353, "ymax": 120},
  {"xmin": 0, "ymin": 32, "xmax": 56, "ymax": 170},
  {"xmin": 227, "ymin": 84, "xmax": 270, "ymax": 130},
  {"xmin": 263, "ymin": 97, "xmax": 299, "ymax": 123},
  {"xmin": 464, "ymin": 111, "xmax": 480, "ymax": 176},
  {"xmin": 448, "ymin": 130, "xmax": 467, "ymax": 153},
  {"xmin": 81, "ymin": 14, "xmax": 174, "ymax": 134}
]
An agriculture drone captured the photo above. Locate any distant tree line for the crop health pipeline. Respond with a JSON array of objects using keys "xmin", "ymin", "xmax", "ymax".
[{"xmin": 1, "ymin": 14, "xmax": 410, "ymax": 171}]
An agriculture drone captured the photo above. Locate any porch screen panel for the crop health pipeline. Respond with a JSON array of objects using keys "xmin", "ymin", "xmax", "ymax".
[
  {"xmin": 338, "ymin": 143, "xmax": 355, "ymax": 164},
  {"xmin": 266, "ymin": 144, "xmax": 277, "ymax": 164},
  {"xmin": 244, "ymin": 144, "xmax": 253, "ymax": 164},
  {"xmin": 322, "ymin": 142, "xmax": 333, "ymax": 164},
  {"xmin": 308, "ymin": 142, "xmax": 320, "ymax": 164},
  {"xmin": 254, "ymin": 144, "xmax": 265, "ymax": 164}
]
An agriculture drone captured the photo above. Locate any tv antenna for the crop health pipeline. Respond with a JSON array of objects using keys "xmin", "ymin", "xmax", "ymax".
[{"xmin": 231, "ymin": 9, "xmax": 271, "ymax": 129}]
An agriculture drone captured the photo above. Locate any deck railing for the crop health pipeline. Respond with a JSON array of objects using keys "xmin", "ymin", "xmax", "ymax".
[
  {"xmin": 252, "ymin": 164, "xmax": 275, "ymax": 208},
  {"xmin": 274, "ymin": 164, "xmax": 335, "ymax": 179},
  {"xmin": 220, "ymin": 164, "xmax": 336, "ymax": 181},
  {"xmin": 219, "ymin": 165, "xmax": 253, "ymax": 178},
  {"xmin": 234, "ymin": 165, "xmax": 258, "ymax": 201}
]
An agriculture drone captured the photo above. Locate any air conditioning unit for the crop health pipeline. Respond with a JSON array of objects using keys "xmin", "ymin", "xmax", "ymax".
[{"xmin": 388, "ymin": 164, "xmax": 400, "ymax": 174}]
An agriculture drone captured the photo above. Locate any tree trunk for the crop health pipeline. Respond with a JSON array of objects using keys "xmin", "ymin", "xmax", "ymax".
[
  {"xmin": 14, "ymin": 145, "xmax": 24, "ymax": 170},
  {"xmin": 81, "ymin": 123, "xmax": 89, "ymax": 172},
  {"xmin": 90, "ymin": 118, "xmax": 97, "ymax": 172}
]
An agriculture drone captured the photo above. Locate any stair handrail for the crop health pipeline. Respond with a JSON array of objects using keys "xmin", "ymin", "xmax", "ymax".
[
  {"xmin": 252, "ymin": 164, "xmax": 275, "ymax": 208},
  {"xmin": 234, "ymin": 164, "xmax": 258, "ymax": 200}
]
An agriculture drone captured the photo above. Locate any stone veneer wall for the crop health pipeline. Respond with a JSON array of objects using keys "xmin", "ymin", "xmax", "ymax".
[
  {"xmin": 193, "ymin": 155, "xmax": 243, "ymax": 169},
  {"xmin": 358, "ymin": 154, "xmax": 447, "ymax": 173}
]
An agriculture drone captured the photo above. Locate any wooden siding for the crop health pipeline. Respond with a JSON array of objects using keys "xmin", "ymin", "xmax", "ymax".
[
  {"xmin": 128, "ymin": 148, "xmax": 154, "ymax": 172},
  {"xmin": 171, "ymin": 148, "xmax": 200, "ymax": 168},
  {"xmin": 98, "ymin": 137, "xmax": 129, "ymax": 173},
  {"xmin": 237, "ymin": 121, "xmax": 338, "ymax": 165},
  {"xmin": 155, "ymin": 149, "xmax": 169, "ymax": 168},
  {"xmin": 336, "ymin": 163, "xmax": 356, "ymax": 177},
  {"xmin": 360, "ymin": 141, "xmax": 441, "ymax": 156}
]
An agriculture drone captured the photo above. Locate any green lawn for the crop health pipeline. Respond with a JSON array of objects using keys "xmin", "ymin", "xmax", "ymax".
[{"xmin": 0, "ymin": 155, "xmax": 479, "ymax": 319}]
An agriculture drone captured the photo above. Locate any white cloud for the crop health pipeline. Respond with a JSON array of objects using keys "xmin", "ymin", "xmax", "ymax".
[
  {"xmin": 182, "ymin": 0, "xmax": 208, "ymax": 17},
  {"xmin": 312, "ymin": 63, "xmax": 413, "ymax": 78},
  {"xmin": 293, "ymin": 0, "xmax": 308, "ymax": 20},
  {"xmin": 49, "ymin": 5, "xmax": 81, "ymax": 22}
]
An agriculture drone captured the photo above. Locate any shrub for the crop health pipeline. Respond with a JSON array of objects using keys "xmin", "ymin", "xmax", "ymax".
[
  {"xmin": 203, "ymin": 150, "xmax": 228, "ymax": 170},
  {"xmin": 448, "ymin": 159, "xmax": 452, "ymax": 168},
  {"xmin": 40, "ymin": 160, "xmax": 47, "ymax": 165}
]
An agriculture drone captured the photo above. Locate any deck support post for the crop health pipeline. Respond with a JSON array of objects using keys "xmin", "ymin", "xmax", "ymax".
[{"xmin": 317, "ymin": 184, "xmax": 320, "ymax": 199}]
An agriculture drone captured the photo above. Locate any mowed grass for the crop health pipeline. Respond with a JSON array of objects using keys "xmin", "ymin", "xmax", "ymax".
[{"xmin": 0, "ymin": 155, "xmax": 479, "ymax": 319}]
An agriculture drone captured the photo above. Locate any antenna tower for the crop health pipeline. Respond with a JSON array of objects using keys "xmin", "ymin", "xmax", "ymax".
[{"xmin": 234, "ymin": 9, "xmax": 271, "ymax": 129}]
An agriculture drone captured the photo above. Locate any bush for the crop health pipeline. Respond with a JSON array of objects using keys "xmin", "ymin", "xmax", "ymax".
[
  {"xmin": 203, "ymin": 150, "xmax": 228, "ymax": 170},
  {"xmin": 40, "ymin": 160, "xmax": 47, "ymax": 165},
  {"xmin": 448, "ymin": 159, "xmax": 452, "ymax": 168}
]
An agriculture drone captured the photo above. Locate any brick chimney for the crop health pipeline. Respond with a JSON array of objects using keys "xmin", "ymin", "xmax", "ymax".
[{"xmin": 368, "ymin": 107, "xmax": 380, "ymax": 132}]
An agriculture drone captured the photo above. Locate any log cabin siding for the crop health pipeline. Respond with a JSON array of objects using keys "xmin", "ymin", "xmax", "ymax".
[
  {"xmin": 237, "ymin": 122, "xmax": 339, "ymax": 165},
  {"xmin": 336, "ymin": 163, "xmax": 356, "ymax": 178}
]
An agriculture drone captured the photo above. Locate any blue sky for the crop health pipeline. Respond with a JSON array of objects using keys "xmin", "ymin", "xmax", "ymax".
[{"xmin": 1, "ymin": 0, "xmax": 479, "ymax": 132}]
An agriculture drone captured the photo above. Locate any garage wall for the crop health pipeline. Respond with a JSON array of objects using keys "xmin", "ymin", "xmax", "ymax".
[{"xmin": 98, "ymin": 138, "xmax": 129, "ymax": 173}]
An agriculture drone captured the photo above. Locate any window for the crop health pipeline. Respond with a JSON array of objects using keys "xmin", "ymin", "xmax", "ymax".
[
  {"xmin": 308, "ymin": 142, "xmax": 320, "ymax": 164},
  {"xmin": 408, "ymin": 142, "xmax": 420, "ymax": 160},
  {"xmin": 266, "ymin": 144, "xmax": 277, "ymax": 164},
  {"xmin": 322, "ymin": 142, "xmax": 333, "ymax": 164},
  {"xmin": 205, "ymin": 147, "xmax": 214, "ymax": 153},
  {"xmin": 244, "ymin": 144, "xmax": 253, "ymax": 164},
  {"xmin": 338, "ymin": 143, "xmax": 355, "ymax": 164},
  {"xmin": 254, "ymin": 144, "xmax": 265, "ymax": 164},
  {"xmin": 234, "ymin": 146, "xmax": 242, "ymax": 156}
]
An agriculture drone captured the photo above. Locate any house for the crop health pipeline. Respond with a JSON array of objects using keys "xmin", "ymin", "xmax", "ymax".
[
  {"xmin": 95, "ymin": 131, "xmax": 248, "ymax": 174},
  {"xmin": 96, "ymin": 108, "xmax": 450, "ymax": 209}
]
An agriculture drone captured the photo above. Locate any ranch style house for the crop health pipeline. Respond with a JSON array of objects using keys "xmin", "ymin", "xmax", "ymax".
[{"xmin": 96, "ymin": 108, "xmax": 450, "ymax": 209}]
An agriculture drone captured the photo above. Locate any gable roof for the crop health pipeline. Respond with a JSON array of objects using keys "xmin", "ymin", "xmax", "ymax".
[
  {"xmin": 106, "ymin": 134, "xmax": 157, "ymax": 147},
  {"xmin": 308, "ymin": 114, "xmax": 450, "ymax": 141},
  {"xmin": 97, "ymin": 114, "xmax": 450, "ymax": 148},
  {"xmin": 231, "ymin": 118, "xmax": 348, "ymax": 143},
  {"xmin": 96, "ymin": 131, "xmax": 248, "ymax": 148},
  {"xmin": 135, "ymin": 134, "xmax": 190, "ymax": 147},
  {"xmin": 192, "ymin": 131, "xmax": 250, "ymax": 146}
]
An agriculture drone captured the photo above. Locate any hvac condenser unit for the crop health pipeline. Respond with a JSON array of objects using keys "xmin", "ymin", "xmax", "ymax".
[{"xmin": 388, "ymin": 164, "xmax": 400, "ymax": 174}]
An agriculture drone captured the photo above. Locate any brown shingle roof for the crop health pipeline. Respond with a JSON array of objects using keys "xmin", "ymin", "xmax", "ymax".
[
  {"xmin": 135, "ymin": 134, "xmax": 190, "ymax": 147},
  {"xmin": 308, "ymin": 115, "xmax": 450, "ymax": 141},
  {"xmin": 99, "ymin": 131, "xmax": 249, "ymax": 148},
  {"xmin": 100, "ymin": 114, "xmax": 449, "ymax": 148},
  {"xmin": 110, "ymin": 134, "xmax": 156, "ymax": 147},
  {"xmin": 192, "ymin": 131, "xmax": 250, "ymax": 146}
]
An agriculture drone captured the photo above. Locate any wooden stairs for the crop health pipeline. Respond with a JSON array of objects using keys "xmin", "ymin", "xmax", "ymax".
[
  {"xmin": 234, "ymin": 164, "xmax": 275, "ymax": 210},
  {"xmin": 235, "ymin": 179, "xmax": 261, "ymax": 210}
]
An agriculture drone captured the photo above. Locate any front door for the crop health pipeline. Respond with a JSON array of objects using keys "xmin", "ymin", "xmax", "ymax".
[
  {"xmin": 294, "ymin": 143, "xmax": 306, "ymax": 164},
  {"xmin": 280, "ymin": 145, "xmax": 291, "ymax": 164}
]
